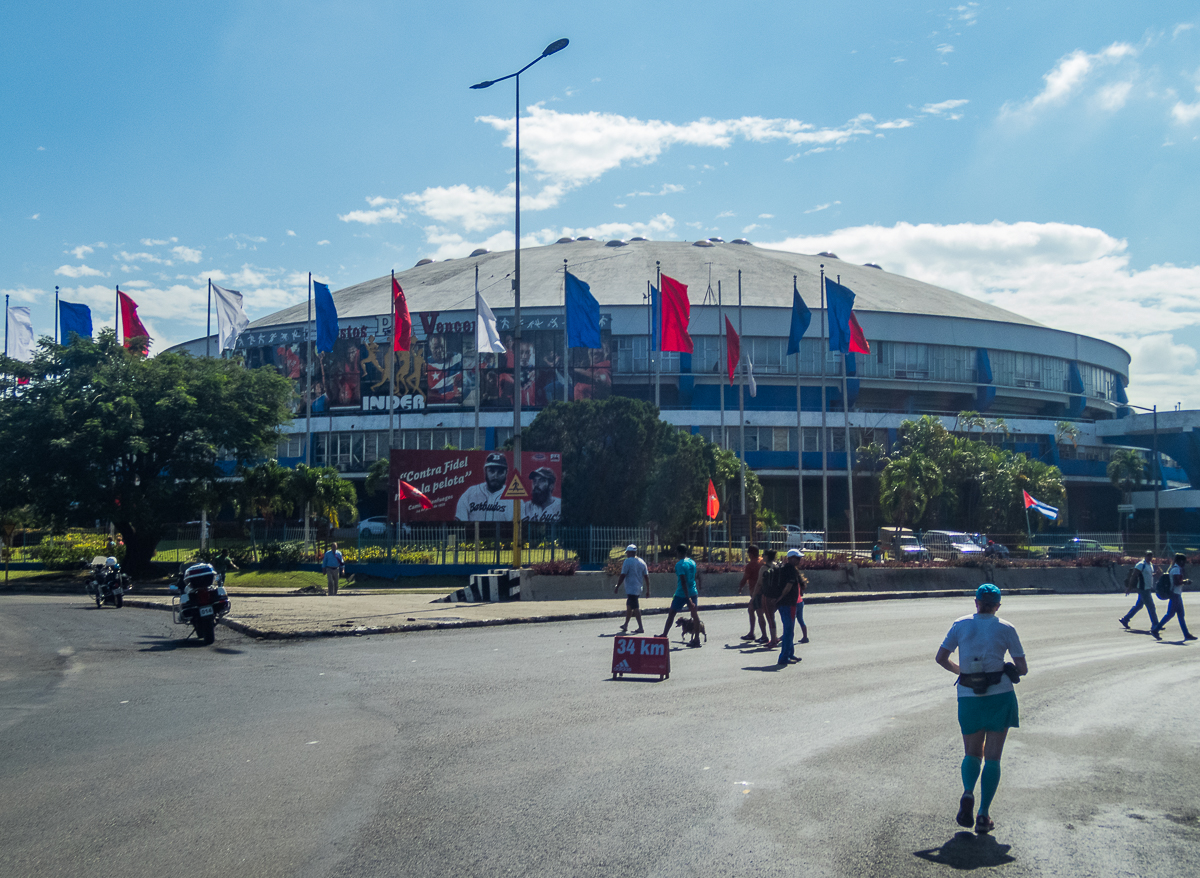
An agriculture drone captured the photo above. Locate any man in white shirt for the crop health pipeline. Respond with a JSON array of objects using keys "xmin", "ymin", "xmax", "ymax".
[
  {"xmin": 322, "ymin": 542, "xmax": 344, "ymax": 596},
  {"xmin": 1119, "ymin": 550, "xmax": 1159, "ymax": 630},
  {"xmin": 1151, "ymin": 553, "xmax": 1195, "ymax": 641},
  {"xmin": 614, "ymin": 544, "xmax": 649, "ymax": 634}
]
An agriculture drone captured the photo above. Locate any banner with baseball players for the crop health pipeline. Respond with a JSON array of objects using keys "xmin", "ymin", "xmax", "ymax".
[{"xmin": 388, "ymin": 449, "xmax": 564, "ymax": 523}]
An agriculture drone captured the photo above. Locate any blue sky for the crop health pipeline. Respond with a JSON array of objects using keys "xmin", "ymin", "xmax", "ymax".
[{"xmin": 4, "ymin": 2, "xmax": 1199, "ymax": 407}]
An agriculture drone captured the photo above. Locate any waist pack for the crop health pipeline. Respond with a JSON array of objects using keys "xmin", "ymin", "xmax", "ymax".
[
  {"xmin": 1155, "ymin": 573, "xmax": 1174, "ymax": 601},
  {"xmin": 958, "ymin": 663, "xmax": 1021, "ymax": 695}
]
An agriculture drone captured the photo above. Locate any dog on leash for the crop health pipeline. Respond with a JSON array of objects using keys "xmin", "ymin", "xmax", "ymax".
[{"xmin": 675, "ymin": 616, "xmax": 706, "ymax": 645}]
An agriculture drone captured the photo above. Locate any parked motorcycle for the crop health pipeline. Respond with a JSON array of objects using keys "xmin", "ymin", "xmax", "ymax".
[
  {"xmin": 87, "ymin": 556, "xmax": 131, "ymax": 608},
  {"xmin": 170, "ymin": 562, "xmax": 231, "ymax": 644}
]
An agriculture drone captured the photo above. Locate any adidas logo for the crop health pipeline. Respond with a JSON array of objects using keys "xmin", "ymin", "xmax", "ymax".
[{"xmin": 613, "ymin": 660, "xmax": 631, "ymax": 672}]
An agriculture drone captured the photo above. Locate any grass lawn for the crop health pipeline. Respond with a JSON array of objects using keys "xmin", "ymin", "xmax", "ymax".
[
  {"xmin": 0, "ymin": 568, "xmax": 87, "ymax": 584},
  {"xmin": 221, "ymin": 570, "xmax": 453, "ymax": 594}
]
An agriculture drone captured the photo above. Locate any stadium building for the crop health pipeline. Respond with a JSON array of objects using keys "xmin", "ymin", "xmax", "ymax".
[{"xmin": 170, "ymin": 238, "xmax": 1200, "ymax": 534}]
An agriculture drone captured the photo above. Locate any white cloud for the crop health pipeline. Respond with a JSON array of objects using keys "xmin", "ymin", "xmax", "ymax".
[
  {"xmin": 716, "ymin": 210, "xmax": 735, "ymax": 218},
  {"xmin": 338, "ymin": 194, "xmax": 408, "ymax": 225},
  {"xmin": 30, "ymin": 214, "xmax": 39, "ymax": 220},
  {"xmin": 936, "ymin": 44, "xmax": 954, "ymax": 56},
  {"xmin": 876, "ymin": 118, "xmax": 914, "ymax": 129},
  {"xmin": 626, "ymin": 183, "xmax": 685, "ymax": 197},
  {"xmin": 1095, "ymin": 80, "xmax": 1133, "ymax": 111},
  {"xmin": 759, "ymin": 214, "xmax": 774, "ymax": 219},
  {"xmin": 1173, "ymin": 23, "xmax": 1194, "ymax": 39},
  {"xmin": 401, "ymin": 184, "xmax": 518, "ymax": 231},
  {"xmin": 70, "ymin": 245, "xmax": 94, "ymax": 259},
  {"xmin": 742, "ymin": 224, "xmax": 760, "ymax": 234},
  {"xmin": 140, "ymin": 237, "xmax": 178, "ymax": 246},
  {"xmin": 117, "ymin": 251, "xmax": 169, "ymax": 265},
  {"xmin": 1172, "ymin": 100, "xmax": 1200, "ymax": 124},
  {"xmin": 1, "ymin": 287, "xmax": 43, "ymax": 304},
  {"xmin": 804, "ymin": 201, "xmax": 841, "ymax": 214},
  {"xmin": 418, "ymin": 214, "xmax": 678, "ymax": 261},
  {"xmin": 171, "ymin": 245, "xmax": 202, "ymax": 263},
  {"xmin": 286, "ymin": 230, "xmax": 297, "ymax": 237},
  {"xmin": 54, "ymin": 264, "xmax": 105, "ymax": 278},
  {"xmin": 759, "ymin": 219, "xmax": 1200, "ymax": 407},
  {"xmin": 1001, "ymin": 43, "xmax": 1137, "ymax": 118},
  {"xmin": 922, "ymin": 99, "xmax": 970, "ymax": 115},
  {"xmin": 317, "ymin": 240, "xmax": 330, "ymax": 246}
]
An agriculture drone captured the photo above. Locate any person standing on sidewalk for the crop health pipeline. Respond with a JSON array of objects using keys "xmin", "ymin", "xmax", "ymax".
[
  {"xmin": 322, "ymin": 542, "xmax": 344, "ymax": 596},
  {"xmin": 775, "ymin": 549, "xmax": 805, "ymax": 665},
  {"xmin": 1119, "ymin": 551, "xmax": 1159, "ymax": 631},
  {"xmin": 935, "ymin": 584, "xmax": 1028, "ymax": 834},
  {"xmin": 1151, "ymin": 553, "xmax": 1196, "ymax": 641},
  {"xmin": 615, "ymin": 544, "xmax": 649, "ymax": 634},
  {"xmin": 736, "ymin": 546, "xmax": 764, "ymax": 641},
  {"xmin": 660, "ymin": 544, "xmax": 702, "ymax": 646}
]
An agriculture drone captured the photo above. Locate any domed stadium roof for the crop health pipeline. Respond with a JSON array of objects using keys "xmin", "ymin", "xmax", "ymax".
[{"xmin": 247, "ymin": 239, "xmax": 1041, "ymax": 330}]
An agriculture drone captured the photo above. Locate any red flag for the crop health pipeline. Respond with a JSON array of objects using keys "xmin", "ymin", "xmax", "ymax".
[
  {"xmin": 848, "ymin": 311, "xmax": 870, "ymax": 355},
  {"xmin": 392, "ymin": 276, "xmax": 412, "ymax": 352},
  {"xmin": 117, "ymin": 290, "xmax": 151, "ymax": 351},
  {"xmin": 724, "ymin": 316, "xmax": 740, "ymax": 386},
  {"xmin": 659, "ymin": 274, "xmax": 693, "ymax": 353},
  {"xmin": 398, "ymin": 479, "xmax": 432, "ymax": 510},
  {"xmin": 706, "ymin": 479, "xmax": 720, "ymax": 519}
]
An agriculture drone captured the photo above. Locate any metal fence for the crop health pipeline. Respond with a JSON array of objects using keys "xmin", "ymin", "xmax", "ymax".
[{"xmin": 355, "ymin": 523, "xmax": 653, "ymax": 567}]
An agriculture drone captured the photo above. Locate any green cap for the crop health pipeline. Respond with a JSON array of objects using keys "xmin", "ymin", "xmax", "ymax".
[{"xmin": 976, "ymin": 583, "xmax": 1001, "ymax": 602}]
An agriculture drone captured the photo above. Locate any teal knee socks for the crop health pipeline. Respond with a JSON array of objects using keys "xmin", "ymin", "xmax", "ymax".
[
  {"xmin": 979, "ymin": 759, "xmax": 1001, "ymax": 815},
  {"xmin": 961, "ymin": 755, "xmax": 982, "ymax": 793}
]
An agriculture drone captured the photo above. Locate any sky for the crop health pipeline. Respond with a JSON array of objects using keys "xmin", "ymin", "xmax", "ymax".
[{"xmin": 3, "ymin": 1, "xmax": 1200, "ymax": 409}]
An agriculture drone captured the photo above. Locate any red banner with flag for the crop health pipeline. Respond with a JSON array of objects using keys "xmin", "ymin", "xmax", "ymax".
[
  {"xmin": 117, "ymin": 290, "xmax": 150, "ymax": 351},
  {"xmin": 724, "ymin": 316, "xmax": 739, "ymax": 386},
  {"xmin": 398, "ymin": 479, "xmax": 432, "ymax": 510},
  {"xmin": 392, "ymin": 276, "xmax": 412, "ymax": 352},
  {"xmin": 706, "ymin": 479, "xmax": 720, "ymax": 519},
  {"xmin": 848, "ymin": 312, "xmax": 870, "ymax": 355},
  {"xmin": 659, "ymin": 274, "xmax": 692, "ymax": 353}
]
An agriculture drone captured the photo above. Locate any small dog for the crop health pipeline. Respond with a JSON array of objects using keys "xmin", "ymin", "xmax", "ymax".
[{"xmin": 675, "ymin": 616, "xmax": 707, "ymax": 645}]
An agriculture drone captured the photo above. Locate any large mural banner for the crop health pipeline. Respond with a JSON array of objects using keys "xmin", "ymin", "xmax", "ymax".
[{"xmin": 388, "ymin": 449, "xmax": 564, "ymax": 523}]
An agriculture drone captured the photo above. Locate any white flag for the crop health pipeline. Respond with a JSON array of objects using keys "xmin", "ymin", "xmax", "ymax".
[
  {"xmin": 212, "ymin": 284, "xmax": 250, "ymax": 353},
  {"xmin": 475, "ymin": 291, "xmax": 506, "ymax": 354},
  {"xmin": 6, "ymin": 306, "xmax": 35, "ymax": 361},
  {"xmin": 744, "ymin": 352, "xmax": 757, "ymax": 397}
]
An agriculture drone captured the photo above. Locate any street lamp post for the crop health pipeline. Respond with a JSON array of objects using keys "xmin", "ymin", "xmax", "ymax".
[
  {"xmin": 472, "ymin": 38, "xmax": 568, "ymax": 569},
  {"xmin": 1120, "ymin": 402, "xmax": 1161, "ymax": 554}
]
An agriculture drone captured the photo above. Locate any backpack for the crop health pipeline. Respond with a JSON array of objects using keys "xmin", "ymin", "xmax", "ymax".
[
  {"xmin": 1155, "ymin": 572, "xmax": 1173, "ymax": 601},
  {"xmin": 761, "ymin": 563, "xmax": 785, "ymax": 601}
]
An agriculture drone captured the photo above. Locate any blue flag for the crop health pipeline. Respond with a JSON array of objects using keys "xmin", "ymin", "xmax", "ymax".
[
  {"xmin": 787, "ymin": 282, "xmax": 812, "ymax": 356},
  {"xmin": 565, "ymin": 271, "xmax": 601, "ymax": 349},
  {"xmin": 825, "ymin": 278, "xmax": 856, "ymax": 353},
  {"xmin": 649, "ymin": 285, "xmax": 660, "ymax": 352},
  {"xmin": 313, "ymin": 281, "xmax": 338, "ymax": 353},
  {"xmin": 59, "ymin": 300, "xmax": 93, "ymax": 341}
]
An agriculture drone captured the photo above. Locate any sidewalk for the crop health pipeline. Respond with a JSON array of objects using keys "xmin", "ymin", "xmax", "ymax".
[{"xmin": 125, "ymin": 586, "xmax": 1054, "ymax": 640}]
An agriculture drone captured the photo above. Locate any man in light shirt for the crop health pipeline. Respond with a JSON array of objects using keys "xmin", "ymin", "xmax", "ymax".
[{"xmin": 614, "ymin": 544, "xmax": 649, "ymax": 634}]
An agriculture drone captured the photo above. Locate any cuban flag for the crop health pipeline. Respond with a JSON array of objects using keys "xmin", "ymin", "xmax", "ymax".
[{"xmin": 1022, "ymin": 490, "xmax": 1058, "ymax": 521}]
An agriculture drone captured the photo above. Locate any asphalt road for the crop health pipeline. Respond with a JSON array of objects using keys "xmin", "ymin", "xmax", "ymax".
[{"xmin": 1, "ymin": 593, "xmax": 1197, "ymax": 878}]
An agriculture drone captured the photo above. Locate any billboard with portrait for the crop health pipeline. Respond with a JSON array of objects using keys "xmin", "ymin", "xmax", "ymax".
[{"xmin": 388, "ymin": 449, "xmax": 564, "ymax": 523}]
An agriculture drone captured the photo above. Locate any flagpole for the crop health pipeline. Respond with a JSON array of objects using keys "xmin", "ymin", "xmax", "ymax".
[
  {"xmin": 115, "ymin": 287, "xmax": 120, "ymax": 346},
  {"xmin": 840, "ymin": 276, "xmax": 857, "ymax": 556},
  {"xmin": 655, "ymin": 262, "xmax": 661, "ymax": 409},
  {"xmin": 738, "ymin": 269, "xmax": 746, "ymax": 518},
  {"xmin": 795, "ymin": 275, "xmax": 804, "ymax": 536},
  {"xmin": 305, "ymin": 273, "xmax": 312, "ymax": 466},
  {"xmin": 4, "ymin": 294, "xmax": 8, "ymax": 357},
  {"xmin": 474, "ymin": 265, "xmax": 481, "ymax": 447},
  {"xmin": 718, "ymin": 279, "xmax": 725, "ymax": 463},
  {"xmin": 206, "ymin": 279, "xmax": 212, "ymax": 357},
  {"xmin": 820, "ymin": 267, "xmax": 828, "ymax": 553},
  {"xmin": 54, "ymin": 286, "xmax": 59, "ymax": 345},
  {"xmin": 389, "ymin": 271, "xmax": 397, "ymax": 453},
  {"xmin": 562, "ymin": 259, "xmax": 569, "ymax": 403},
  {"xmin": 646, "ymin": 280, "xmax": 652, "ymax": 397}
]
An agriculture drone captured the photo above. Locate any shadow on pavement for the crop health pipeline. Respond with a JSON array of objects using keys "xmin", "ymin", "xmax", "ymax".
[
  {"xmin": 137, "ymin": 636, "xmax": 243, "ymax": 654},
  {"xmin": 913, "ymin": 832, "xmax": 1014, "ymax": 869},
  {"xmin": 742, "ymin": 663, "xmax": 787, "ymax": 672}
]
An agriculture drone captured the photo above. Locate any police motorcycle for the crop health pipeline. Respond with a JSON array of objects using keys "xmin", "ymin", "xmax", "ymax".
[
  {"xmin": 86, "ymin": 556, "xmax": 131, "ymax": 608},
  {"xmin": 170, "ymin": 562, "xmax": 232, "ymax": 644}
]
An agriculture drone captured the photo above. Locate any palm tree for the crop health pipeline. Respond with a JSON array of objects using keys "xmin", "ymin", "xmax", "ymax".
[
  {"xmin": 955, "ymin": 410, "xmax": 985, "ymax": 437},
  {"xmin": 879, "ymin": 453, "xmax": 943, "ymax": 529},
  {"xmin": 1055, "ymin": 420, "xmax": 1081, "ymax": 450},
  {"xmin": 988, "ymin": 417, "xmax": 1011, "ymax": 447},
  {"xmin": 1107, "ymin": 448, "xmax": 1145, "ymax": 502},
  {"xmin": 237, "ymin": 460, "xmax": 294, "ymax": 526},
  {"xmin": 290, "ymin": 464, "xmax": 358, "ymax": 550}
]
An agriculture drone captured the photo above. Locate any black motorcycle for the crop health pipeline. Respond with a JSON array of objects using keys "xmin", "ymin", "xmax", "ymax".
[{"xmin": 87, "ymin": 558, "xmax": 131, "ymax": 608}]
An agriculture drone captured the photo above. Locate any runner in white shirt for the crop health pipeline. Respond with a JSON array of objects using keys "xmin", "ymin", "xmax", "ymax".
[{"xmin": 614, "ymin": 545, "xmax": 649, "ymax": 633}]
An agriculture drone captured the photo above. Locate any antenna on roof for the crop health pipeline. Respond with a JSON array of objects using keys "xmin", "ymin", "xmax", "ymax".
[{"xmin": 701, "ymin": 261, "xmax": 717, "ymax": 305}]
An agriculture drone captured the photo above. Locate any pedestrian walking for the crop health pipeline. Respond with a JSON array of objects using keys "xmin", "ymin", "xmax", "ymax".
[
  {"xmin": 755, "ymin": 549, "xmax": 780, "ymax": 646},
  {"xmin": 935, "ymin": 584, "xmax": 1028, "ymax": 834},
  {"xmin": 775, "ymin": 549, "xmax": 805, "ymax": 665},
  {"xmin": 614, "ymin": 544, "xmax": 648, "ymax": 634},
  {"xmin": 1151, "ymin": 553, "xmax": 1195, "ymax": 641},
  {"xmin": 659, "ymin": 544, "xmax": 702, "ymax": 646},
  {"xmin": 1119, "ymin": 551, "xmax": 1159, "ymax": 631},
  {"xmin": 322, "ymin": 542, "xmax": 344, "ymax": 596},
  {"xmin": 736, "ymin": 546, "xmax": 764, "ymax": 641}
]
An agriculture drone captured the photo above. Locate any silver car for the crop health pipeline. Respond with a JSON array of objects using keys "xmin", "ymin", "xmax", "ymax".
[{"xmin": 922, "ymin": 530, "xmax": 985, "ymax": 560}]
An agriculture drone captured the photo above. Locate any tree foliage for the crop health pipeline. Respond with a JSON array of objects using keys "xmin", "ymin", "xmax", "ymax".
[
  {"xmin": 1107, "ymin": 448, "xmax": 1146, "ymax": 499},
  {"xmin": 0, "ymin": 332, "xmax": 294, "ymax": 573}
]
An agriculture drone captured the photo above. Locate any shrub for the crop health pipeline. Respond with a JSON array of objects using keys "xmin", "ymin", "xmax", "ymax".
[
  {"xmin": 259, "ymin": 541, "xmax": 308, "ymax": 570},
  {"xmin": 530, "ymin": 560, "xmax": 578, "ymax": 576},
  {"xmin": 34, "ymin": 533, "xmax": 124, "ymax": 569},
  {"xmin": 188, "ymin": 546, "xmax": 256, "ymax": 568}
]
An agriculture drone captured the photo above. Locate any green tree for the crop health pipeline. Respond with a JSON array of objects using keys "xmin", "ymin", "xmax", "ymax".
[
  {"xmin": 1107, "ymin": 448, "xmax": 1146, "ymax": 501},
  {"xmin": 237, "ymin": 459, "xmax": 295, "ymax": 524},
  {"xmin": 0, "ymin": 331, "xmax": 294, "ymax": 574},
  {"xmin": 954, "ymin": 410, "xmax": 985, "ymax": 436},
  {"xmin": 879, "ymin": 453, "xmax": 943, "ymax": 528},
  {"xmin": 1055, "ymin": 420, "xmax": 1081, "ymax": 448}
]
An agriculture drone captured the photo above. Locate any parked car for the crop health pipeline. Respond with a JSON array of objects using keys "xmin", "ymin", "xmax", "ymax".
[
  {"xmin": 184, "ymin": 520, "xmax": 212, "ymax": 539},
  {"xmin": 894, "ymin": 534, "xmax": 932, "ymax": 561},
  {"xmin": 922, "ymin": 530, "xmax": 985, "ymax": 560},
  {"xmin": 1047, "ymin": 538, "xmax": 1107, "ymax": 558},
  {"xmin": 782, "ymin": 525, "xmax": 825, "ymax": 550},
  {"xmin": 358, "ymin": 516, "xmax": 390, "ymax": 536}
]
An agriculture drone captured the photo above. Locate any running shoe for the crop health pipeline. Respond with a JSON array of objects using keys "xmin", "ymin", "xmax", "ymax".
[
  {"xmin": 975, "ymin": 814, "xmax": 994, "ymax": 834},
  {"xmin": 740, "ymin": 633, "xmax": 755, "ymax": 640},
  {"xmin": 955, "ymin": 793, "xmax": 975, "ymax": 828},
  {"xmin": 1119, "ymin": 617, "xmax": 1130, "ymax": 629},
  {"xmin": 1185, "ymin": 634, "xmax": 1197, "ymax": 641}
]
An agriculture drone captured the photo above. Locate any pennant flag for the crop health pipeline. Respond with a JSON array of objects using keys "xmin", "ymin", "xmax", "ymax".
[
  {"xmin": 392, "ymin": 276, "xmax": 412, "ymax": 352},
  {"xmin": 706, "ymin": 479, "xmax": 720, "ymax": 519},
  {"xmin": 6, "ymin": 306, "xmax": 35, "ymax": 361},
  {"xmin": 117, "ymin": 290, "xmax": 151, "ymax": 351},
  {"xmin": 649, "ymin": 285, "xmax": 660, "ymax": 352},
  {"xmin": 787, "ymin": 281, "xmax": 812, "ymax": 356},
  {"xmin": 313, "ymin": 281, "xmax": 337, "ymax": 353},
  {"xmin": 745, "ymin": 354, "xmax": 757, "ymax": 397},
  {"xmin": 724, "ymin": 316, "xmax": 740, "ymax": 386},
  {"xmin": 212, "ymin": 284, "xmax": 250, "ymax": 353},
  {"xmin": 565, "ymin": 271, "xmax": 601, "ymax": 349},
  {"xmin": 475, "ymin": 290, "xmax": 506, "ymax": 353},
  {"xmin": 1022, "ymin": 490, "xmax": 1059, "ymax": 521},
  {"xmin": 848, "ymin": 311, "xmax": 870, "ymax": 355},
  {"xmin": 398, "ymin": 479, "xmax": 433, "ymax": 510},
  {"xmin": 659, "ymin": 274, "xmax": 693, "ymax": 353},
  {"xmin": 59, "ymin": 300, "xmax": 92, "ymax": 341},
  {"xmin": 825, "ymin": 278, "xmax": 855, "ymax": 353}
]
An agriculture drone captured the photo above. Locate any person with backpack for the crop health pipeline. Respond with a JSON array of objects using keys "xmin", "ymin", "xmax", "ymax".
[
  {"xmin": 1150, "ymin": 553, "xmax": 1195, "ymax": 641},
  {"xmin": 1119, "ymin": 551, "xmax": 1159, "ymax": 631},
  {"xmin": 754, "ymin": 550, "xmax": 780, "ymax": 647},
  {"xmin": 775, "ymin": 549, "xmax": 806, "ymax": 666}
]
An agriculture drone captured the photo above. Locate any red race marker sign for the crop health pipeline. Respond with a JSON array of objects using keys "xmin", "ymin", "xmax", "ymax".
[{"xmin": 611, "ymin": 636, "xmax": 670, "ymax": 680}]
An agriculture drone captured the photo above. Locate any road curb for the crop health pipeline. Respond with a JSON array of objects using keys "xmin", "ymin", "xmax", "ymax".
[{"xmin": 125, "ymin": 587, "xmax": 1056, "ymax": 641}]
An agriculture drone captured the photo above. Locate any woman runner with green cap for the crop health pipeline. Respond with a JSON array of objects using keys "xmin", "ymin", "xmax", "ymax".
[{"xmin": 935, "ymin": 584, "xmax": 1028, "ymax": 834}]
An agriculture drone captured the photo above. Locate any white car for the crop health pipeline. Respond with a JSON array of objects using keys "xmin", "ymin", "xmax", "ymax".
[
  {"xmin": 782, "ymin": 525, "xmax": 825, "ymax": 550},
  {"xmin": 358, "ymin": 516, "xmax": 389, "ymax": 536},
  {"xmin": 922, "ymin": 530, "xmax": 985, "ymax": 560}
]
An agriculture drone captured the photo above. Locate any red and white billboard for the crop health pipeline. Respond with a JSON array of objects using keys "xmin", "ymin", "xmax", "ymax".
[{"xmin": 389, "ymin": 450, "xmax": 563, "ymax": 523}]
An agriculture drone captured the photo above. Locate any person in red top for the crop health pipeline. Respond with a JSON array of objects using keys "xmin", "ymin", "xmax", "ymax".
[{"xmin": 736, "ymin": 546, "xmax": 764, "ymax": 641}]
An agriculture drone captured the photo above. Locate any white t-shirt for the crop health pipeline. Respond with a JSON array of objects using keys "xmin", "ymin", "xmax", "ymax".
[
  {"xmin": 1169, "ymin": 563, "xmax": 1184, "ymax": 595},
  {"xmin": 941, "ymin": 613, "xmax": 1025, "ymax": 698},
  {"xmin": 522, "ymin": 496, "xmax": 562, "ymax": 522},
  {"xmin": 455, "ymin": 483, "xmax": 512, "ymax": 521},
  {"xmin": 620, "ymin": 556, "xmax": 649, "ymax": 596},
  {"xmin": 1135, "ymin": 559, "xmax": 1155, "ymax": 590}
]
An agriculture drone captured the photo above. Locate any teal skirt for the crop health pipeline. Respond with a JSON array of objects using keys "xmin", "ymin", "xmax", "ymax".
[{"xmin": 957, "ymin": 691, "xmax": 1019, "ymax": 735}]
